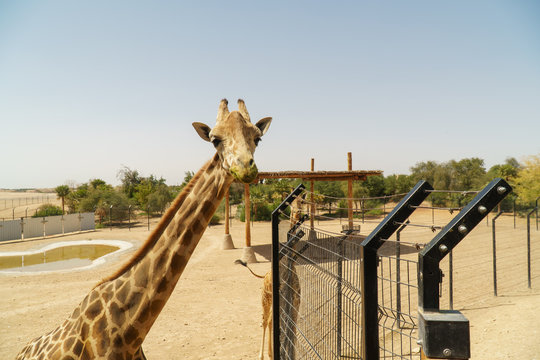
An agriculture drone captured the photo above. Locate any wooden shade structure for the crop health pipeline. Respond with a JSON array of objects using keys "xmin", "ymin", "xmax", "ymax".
[{"xmin": 223, "ymin": 153, "xmax": 383, "ymax": 263}]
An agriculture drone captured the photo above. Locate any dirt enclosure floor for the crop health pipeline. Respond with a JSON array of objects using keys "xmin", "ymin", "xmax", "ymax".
[{"xmin": 1, "ymin": 207, "xmax": 539, "ymax": 359}]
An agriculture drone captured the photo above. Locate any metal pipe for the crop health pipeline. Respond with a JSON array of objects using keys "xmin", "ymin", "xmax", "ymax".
[
  {"xmin": 448, "ymin": 250, "xmax": 454, "ymax": 309},
  {"xmin": 492, "ymin": 211, "xmax": 503, "ymax": 296},
  {"xmin": 534, "ymin": 196, "xmax": 540, "ymax": 231},
  {"xmin": 513, "ymin": 196, "xmax": 517, "ymax": 229},
  {"xmin": 527, "ymin": 207, "xmax": 536, "ymax": 288}
]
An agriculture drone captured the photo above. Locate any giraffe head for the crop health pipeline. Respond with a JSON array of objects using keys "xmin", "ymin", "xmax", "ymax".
[{"xmin": 193, "ymin": 99, "xmax": 272, "ymax": 183}]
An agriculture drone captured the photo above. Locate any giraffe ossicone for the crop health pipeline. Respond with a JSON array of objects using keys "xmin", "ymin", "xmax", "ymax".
[{"xmin": 16, "ymin": 99, "xmax": 271, "ymax": 360}]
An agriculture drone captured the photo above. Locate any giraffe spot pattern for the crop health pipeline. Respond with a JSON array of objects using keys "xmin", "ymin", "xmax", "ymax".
[{"xmin": 124, "ymin": 325, "xmax": 139, "ymax": 345}]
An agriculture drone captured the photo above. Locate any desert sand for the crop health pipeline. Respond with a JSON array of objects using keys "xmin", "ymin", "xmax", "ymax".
[{"xmin": 0, "ymin": 205, "xmax": 539, "ymax": 359}]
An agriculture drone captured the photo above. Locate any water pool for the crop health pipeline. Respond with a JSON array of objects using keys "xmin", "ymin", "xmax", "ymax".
[{"xmin": 0, "ymin": 240, "xmax": 133, "ymax": 273}]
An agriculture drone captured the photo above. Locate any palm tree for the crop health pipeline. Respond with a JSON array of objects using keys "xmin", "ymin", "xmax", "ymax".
[{"xmin": 55, "ymin": 185, "xmax": 70, "ymax": 215}]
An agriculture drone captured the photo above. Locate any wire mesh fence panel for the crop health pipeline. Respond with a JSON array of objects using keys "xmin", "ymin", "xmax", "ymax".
[
  {"xmin": 377, "ymin": 250, "xmax": 420, "ymax": 360},
  {"xmin": 276, "ymin": 220, "xmax": 365, "ymax": 360}
]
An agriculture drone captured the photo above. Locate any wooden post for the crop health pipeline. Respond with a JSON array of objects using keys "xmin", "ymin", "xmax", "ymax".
[
  {"xmin": 244, "ymin": 184, "xmax": 251, "ymax": 247},
  {"xmin": 224, "ymin": 188, "xmax": 230, "ymax": 235},
  {"xmin": 242, "ymin": 183, "xmax": 257, "ymax": 262},
  {"xmin": 347, "ymin": 152, "xmax": 354, "ymax": 230},
  {"xmin": 221, "ymin": 188, "xmax": 234, "ymax": 249}
]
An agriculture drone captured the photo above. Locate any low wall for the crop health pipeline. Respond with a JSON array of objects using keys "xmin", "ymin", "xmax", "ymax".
[{"xmin": 0, "ymin": 213, "xmax": 95, "ymax": 242}]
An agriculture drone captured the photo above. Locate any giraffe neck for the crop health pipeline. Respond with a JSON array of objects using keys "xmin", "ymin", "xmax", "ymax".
[{"xmin": 97, "ymin": 153, "xmax": 233, "ymax": 345}]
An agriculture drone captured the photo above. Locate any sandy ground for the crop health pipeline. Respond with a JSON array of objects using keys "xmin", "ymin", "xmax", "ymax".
[{"xmin": 0, "ymin": 206, "xmax": 539, "ymax": 359}]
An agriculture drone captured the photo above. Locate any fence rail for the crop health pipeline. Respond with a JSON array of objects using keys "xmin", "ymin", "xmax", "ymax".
[{"xmin": 0, "ymin": 195, "xmax": 55, "ymax": 210}]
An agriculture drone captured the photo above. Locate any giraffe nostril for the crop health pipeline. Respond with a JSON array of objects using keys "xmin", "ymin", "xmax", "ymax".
[{"xmin": 249, "ymin": 159, "xmax": 254, "ymax": 167}]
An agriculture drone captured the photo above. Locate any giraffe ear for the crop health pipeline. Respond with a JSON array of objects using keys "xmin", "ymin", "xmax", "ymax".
[
  {"xmin": 255, "ymin": 117, "xmax": 272, "ymax": 136},
  {"xmin": 192, "ymin": 122, "xmax": 212, "ymax": 142}
]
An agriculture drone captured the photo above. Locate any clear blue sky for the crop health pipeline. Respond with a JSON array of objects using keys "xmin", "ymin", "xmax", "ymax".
[{"xmin": 1, "ymin": 1, "xmax": 539, "ymax": 189}]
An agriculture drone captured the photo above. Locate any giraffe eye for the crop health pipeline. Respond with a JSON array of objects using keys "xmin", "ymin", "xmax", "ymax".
[
  {"xmin": 254, "ymin": 137, "xmax": 262, "ymax": 146},
  {"xmin": 211, "ymin": 138, "xmax": 222, "ymax": 147}
]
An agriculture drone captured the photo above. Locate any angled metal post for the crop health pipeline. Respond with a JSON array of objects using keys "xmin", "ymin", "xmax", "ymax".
[
  {"xmin": 271, "ymin": 184, "xmax": 305, "ymax": 360},
  {"xmin": 360, "ymin": 180, "xmax": 433, "ymax": 359},
  {"xmin": 418, "ymin": 178, "xmax": 512, "ymax": 359}
]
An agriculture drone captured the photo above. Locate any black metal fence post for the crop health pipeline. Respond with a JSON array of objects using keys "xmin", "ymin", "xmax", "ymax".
[
  {"xmin": 337, "ymin": 235, "xmax": 343, "ymax": 358},
  {"xmin": 513, "ymin": 196, "xmax": 517, "ymax": 229},
  {"xmin": 492, "ymin": 211, "xmax": 503, "ymax": 296},
  {"xmin": 395, "ymin": 220, "xmax": 408, "ymax": 329},
  {"xmin": 527, "ymin": 207, "xmax": 537, "ymax": 288},
  {"xmin": 109, "ymin": 205, "xmax": 113, "ymax": 231},
  {"xmin": 418, "ymin": 178, "xmax": 511, "ymax": 359},
  {"xmin": 361, "ymin": 180, "xmax": 432, "ymax": 360},
  {"xmin": 534, "ymin": 196, "xmax": 540, "ymax": 231},
  {"xmin": 271, "ymin": 184, "xmax": 305, "ymax": 360}
]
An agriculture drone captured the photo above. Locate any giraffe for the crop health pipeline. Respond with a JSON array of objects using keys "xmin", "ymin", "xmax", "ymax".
[{"xmin": 16, "ymin": 99, "xmax": 272, "ymax": 360}]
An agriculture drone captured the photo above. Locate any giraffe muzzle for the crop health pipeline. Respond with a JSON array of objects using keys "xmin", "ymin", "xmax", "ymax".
[{"xmin": 230, "ymin": 162, "xmax": 258, "ymax": 183}]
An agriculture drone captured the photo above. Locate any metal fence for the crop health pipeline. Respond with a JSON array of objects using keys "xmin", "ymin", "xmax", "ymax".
[
  {"xmin": 0, "ymin": 195, "xmax": 55, "ymax": 210},
  {"xmin": 278, "ymin": 227, "xmax": 364, "ymax": 359},
  {"xmin": 0, "ymin": 213, "xmax": 95, "ymax": 242},
  {"xmin": 272, "ymin": 179, "xmax": 513, "ymax": 360}
]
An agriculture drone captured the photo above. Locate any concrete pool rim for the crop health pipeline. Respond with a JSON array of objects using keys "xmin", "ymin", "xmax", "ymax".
[{"xmin": 0, "ymin": 239, "xmax": 134, "ymax": 275}]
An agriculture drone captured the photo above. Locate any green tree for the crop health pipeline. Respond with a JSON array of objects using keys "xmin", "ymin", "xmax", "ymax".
[
  {"xmin": 65, "ymin": 183, "xmax": 89, "ymax": 213},
  {"xmin": 487, "ymin": 158, "xmax": 521, "ymax": 211},
  {"xmin": 449, "ymin": 158, "xmax": 486, "ymax": 191},
  {"xmin": 315, "ymin": 181, "xmax": 345, "ymax": 215},
  {"xmin": 384, "ymin": 174, "xmax": 414, "ymax": 195},
  {"xmin": 117, "ymin": 166, "xmax": 141, "ymax": 198},
  {"xmin": 514, "ymin": 154, "xmax": 540, "ymax": 205},
  {"xmin": 364, "ymin": 175, "xmax": 385, "ymax": 197},
  {"xmin": 134, "ymin": 175, "xmax": 168, "ymax": 214},
  {"xmin": 79, "ymin": 185, "xmax": 131, "ymax": 221},
  {"xmin": 147, "ymin": 183, "xmax": 174, "ymax": 214},
  {"xmin": 90, "ymin": 178, "xmax": 107, "ymax": 189},
  {"xmin": 487, "ymin": 157, "xmax": 520, "ymax": 182},
  {"xmin": 410, "ymin": 161, "xmax": 439, "ymax": 185},
  {"xmin": 54, "ymin": 185, "xmax": 70, "ymax": 215}
]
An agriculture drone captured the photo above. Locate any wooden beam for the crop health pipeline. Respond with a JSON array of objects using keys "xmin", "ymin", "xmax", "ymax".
[{"xmin": 255, "ymin": 170, "xmax": 382, "ymax": 182}]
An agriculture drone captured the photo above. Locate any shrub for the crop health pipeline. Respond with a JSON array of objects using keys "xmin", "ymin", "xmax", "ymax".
[
  {"xmin": 209, "ymin": 214, "xmax": 221, "ymax": 225},
  {"xmin": 32, "ymin": 204, "xmax": 63, "ymax": 217}
]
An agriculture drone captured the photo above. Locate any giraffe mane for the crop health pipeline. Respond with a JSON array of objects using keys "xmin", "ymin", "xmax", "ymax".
[{"xmin": 93, "ymin": 155, "xmax": 215, "ymax": 288}]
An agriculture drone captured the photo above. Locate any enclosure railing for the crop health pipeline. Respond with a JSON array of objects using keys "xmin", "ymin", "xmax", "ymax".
[{"xmin": 271, "ymin": 178, "xmax": 515, "ymax": 360}]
